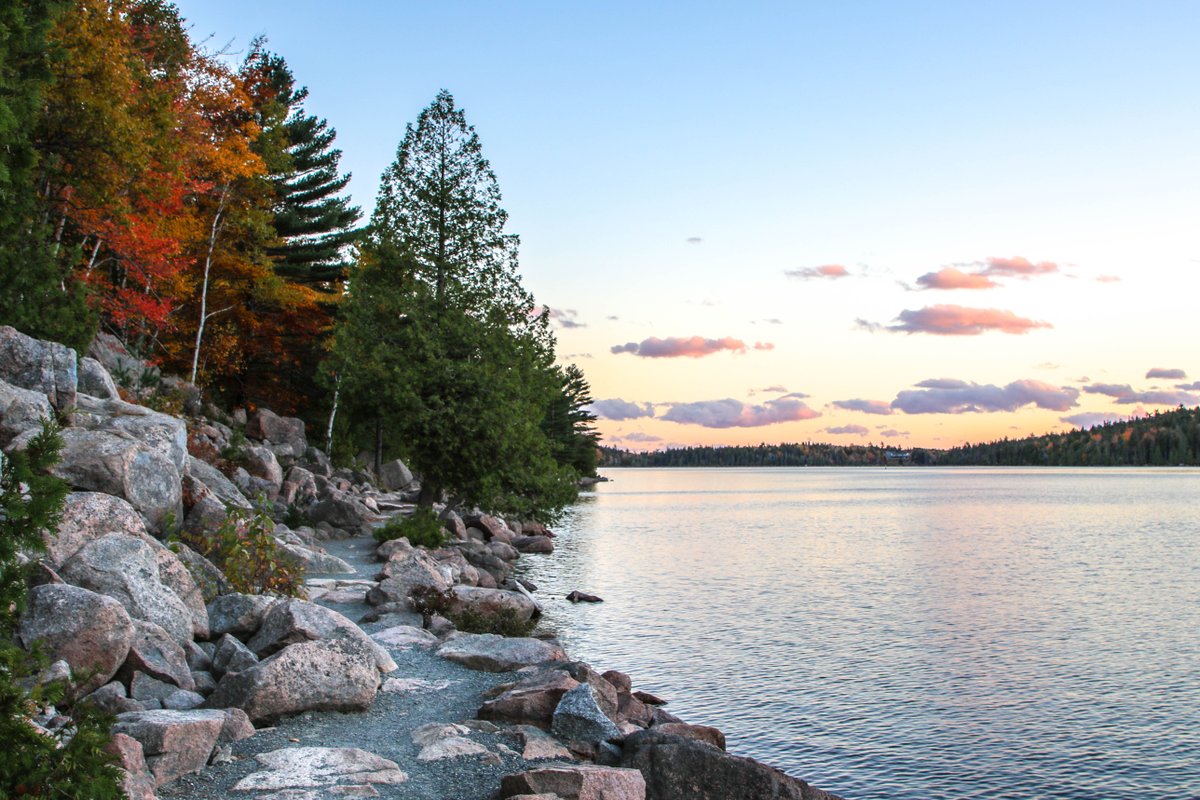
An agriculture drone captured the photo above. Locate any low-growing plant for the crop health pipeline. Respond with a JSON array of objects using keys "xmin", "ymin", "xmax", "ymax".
[
  {"xmin": 407, "ymin": 585, "xmax": 537, "ymax": 637},
  {"xmin": 408, "ymin": 585, "xmax": 457, "ymax": 618},
  {"xmin": 220, "ymin": 427, "xmax": 249, "ymax": 467},
  {"xmin": 176, "ymin": 506, "xmax": 306, "ymax": 597},
  {"xmin": 373, "ymin": 506, "xmax": 447, "ymax": 549}
]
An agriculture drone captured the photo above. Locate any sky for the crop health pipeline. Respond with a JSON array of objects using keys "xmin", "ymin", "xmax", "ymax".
[{"xmin": 175, "ymin": 1, "xmax": 1200, "ymax": 450}]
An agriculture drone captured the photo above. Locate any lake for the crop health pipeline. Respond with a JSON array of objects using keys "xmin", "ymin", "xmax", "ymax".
[{"xmin": 516, "ymin": 467, "xmax": 1200, "ymax": 800}]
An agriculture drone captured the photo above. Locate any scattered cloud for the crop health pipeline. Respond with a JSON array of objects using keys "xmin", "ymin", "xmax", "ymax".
[
  {"xmin": 762, "ymin": 318, "xmax": 783, "ymax": 325},
  {"xmin": 914, "ymin": 267, "xmax": 998, "ymax": 290},
  {"xmin": 860, "ymin": 305, "xmax": 1051, "ymax": 336},
  {"xmin": 1083, "ymin": 382, "xmax": 1200, "ymax": 406},
  {"xmin": 560, "ymin": 353, "xmax": 593, "ymax": 360},
  {"xmin": 878, "ymin": 428, "xmax": 908, "ymax": 438},
  {"xmin": 661, "ymin": 397, "xmax": 821, "ymax": 428},
  {"xmin": 1095, "ymin": 275, "xmax": 1121, "ymax": 283},
  {"xmin": 785, "ymin": 264, "xmax": 849, "ymax": 280},
  {"xmin": 892, "ymin": 379, "xmax": 1080, "ymax": 414},
  {"xmin": 1178, "ymin": 381, "xmax": 1200, "ymax": 391},
  {"xmin": 546, "ymin": 307, "xmax": 585, "ymax": 329},
  {"xmin": 833, "ymin": 398, "xmax": 894, "ymax": 416},
  {"xmin": 761, "ymin": 385, "xmax": 789, "ymax": 393},
  {"xmin": 781, "ymin": 391, "xmax": 810, "ymax": 399},
  {"xmin": 606, "ymin": 315, "xmax": 620, "ymax": 321},
  {"xmin": 1061, "ymin": 411, "xmax": 1133, "ymax": 429},
  {"xmin": 825, "ymin": 424, "xmax": 870, "ymax": 436},
  {"xmin": 1146, "ymin": 367, "xmax": 1187, "ymax": 380},
  {"xmin": 977, "ymin": 256, "xmax": 1059, "ymax": 278},
  {"xmin": 622, "ymin": 432, "xmax": 663, "ymax": 443},
  {"xmin": 587, "ymin": 398, "xmax": 656, "ymax": 420},
  {"xmin": 1036, "ymin": 362, "xmax": 1060, "ymax": 371},
  {"xmin": 610, "ymin": 336, "xmax": 773, "ymax": 358},
  {"xmin": 686, "ymin": 237, "xmax": 703, "ymax": 244}
]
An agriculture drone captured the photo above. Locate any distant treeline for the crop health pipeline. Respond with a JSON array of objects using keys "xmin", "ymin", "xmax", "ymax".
[{"xmin": 599, "ymin": 406, "xmax": 1200, "ymax": 468}]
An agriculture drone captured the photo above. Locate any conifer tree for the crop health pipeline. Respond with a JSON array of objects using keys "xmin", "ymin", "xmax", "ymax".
[{"xmin": 333, "ymin": 90, "xmax": 576, "ymax": 520}]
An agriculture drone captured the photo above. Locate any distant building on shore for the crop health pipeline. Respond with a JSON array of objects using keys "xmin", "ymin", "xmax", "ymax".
[{"xmin": 884, "ymin": 450, "xmax": 912, "ymax": 465}]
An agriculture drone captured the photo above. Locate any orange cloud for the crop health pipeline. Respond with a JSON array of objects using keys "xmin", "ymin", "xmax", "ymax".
[
  {"xmin": 865, "ymin": 305, "xmax": 1051, "ymax": 336},
  {"xmin": 785, "ymin": 264, "xmax": 849, "ymax": 280},
  {"xmin": 610, "ymin": 336, "xmax": 770, "ymax": 358},
  {"xmin": 915, "ymin": 267, "xmax": 998, "ymax": 290},
  {"xmin": 979, "ymin": 256, "xmax": 1059, "ymax": 277}
]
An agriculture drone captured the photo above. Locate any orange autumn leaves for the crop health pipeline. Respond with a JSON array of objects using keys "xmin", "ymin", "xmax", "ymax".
[{"xmin": 38, "ymin": 1, "xmax": 328, "ymax": 410}]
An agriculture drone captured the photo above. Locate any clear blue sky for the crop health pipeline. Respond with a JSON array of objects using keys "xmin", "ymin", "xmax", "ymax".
[{"xmin": 176, "ymin": 1, "xmax": 1200, "ymax": 449}]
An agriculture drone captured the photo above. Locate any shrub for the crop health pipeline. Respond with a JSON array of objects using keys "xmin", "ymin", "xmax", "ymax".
[
  {"xmin": 408, "ymin": 585, "xmax": 536, "ymax": 637},
  {"xmin": 176, "ymin": 506, "xmax": 306, "ymax": 597},
  {"xmin": 373, "ymin": 506, "xmax": 446, "ymax": 549},
  {"xmin": 0, "ymin": 421, "xmax": 123, "ymax": 797}
]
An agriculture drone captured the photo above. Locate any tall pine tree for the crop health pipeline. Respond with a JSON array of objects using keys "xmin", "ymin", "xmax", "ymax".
[{"xmin": 332, "ymin": 90, "xmax": 576, "ymax": 520}]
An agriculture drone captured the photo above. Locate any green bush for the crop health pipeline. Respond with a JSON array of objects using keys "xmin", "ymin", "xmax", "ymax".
[
  {"xmin": 373, "ymin": 506, "xmax": 446, "ymax": 549},
  {"xmin": 177, "ymin": 506, "xmax": 307, "ymax": 597},
  {"xmin": 0, "ymin": 421, "xmax": 123, "ymax": 797}
]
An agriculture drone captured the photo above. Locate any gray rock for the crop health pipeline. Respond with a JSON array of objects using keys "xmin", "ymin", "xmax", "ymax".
[
  {"xmin": 107, "ymin": 732, "xmax": 158, "ymax": 800},
  {"xmin": 120, "ymin": 620, "xmax": 195, "ymax": 690},
  {"xmin": 379, "ymin": 458, "xmax": 415, "ymax": 491},
  {"xmin": 232, "ymin": 746, "xmax": 407, "ymax": 792},
  {"xmin": 203, "ymin": 639, "xmax": 381, "ymax": 724},
  {"xmin": 437, "ymin": 632, "xmax": 566, "ymax": 673},
  {"xmin": 207, "ymin": 593, "xmax": 277, "ymax": 638},
  {"xmin": 45, "ymin": 491, "xmax": 147, "ymax": 568},
  {"xmin": 130, "ymin": 671, "xmax": 182, "ymax": 704},
  {"xmin": 308, "ymin": 493, "xmax": 373, "ymax": 531},
  {"xmin": 479, "ymin": 668, "xmax": 580, "ymax": 727},
  {"xmin": 73, "ymin": 394, "xmax": 188, "ymax": 471},
  {"xmin": 452, "ymin": 585, "xmax": 539, "ymax": 623},
  {"xmin": 620, "ymin": 729, "xmax": 844, "ymax": 800},
  {"xmin": 247, "ymin": 598, "xmax": 396, "ymax": 674},
  {"xmin": 553, "ymin": 683, "xmax": 623, "ymax": 744},
  {"xmin": 170, "ymin": 541, "xmax": 230, "ymax": 603},
  {"xmin": 241, "ymin": 444, "xmax": 283, "ymax": 498},
  {"xmin": 150, "ymin": 543, "xmax": 209, "ymax": 639},
  {"xmin": 513, "ymin": 535, "xmax": 555, "ymax": 554},
  {"xmin": 653, "ymin": 723, "xmax": 726, "ymax": 751},
  {"xmin": 18, "ymin": 583, "xmax": 134, "ymax": 695},
  {"xmin": 77, "ymin": 355, "xmax": 120, "ymax": 399},
  {"xmin": 112, "ymin": 708, "xmax": 226, "ymax": 787},
  {"xmin": 0, "ymin": 378, "xmax": 54, "ymax": 447},
  {"xmin": 246, "ymin": 408, "xmax": 307, "ymax": 452},
  {"xmin": 184, "ymin": 455, "xmax": 252, "ymax": 510},
  {"xmin": 368, "ymin": 547, "xmax": 453, "ymax": 606},
  {"xmin": 277, "ymin": 540, "xmax": 355, "ymax": 574},
  {"xmin": 50, "ymin": 428, "xmax": 182, "ymax": 531},
  {"xmin": 0, "ymin": 325, "xmax": 76, "ymax": 410},
  {"xmin": 162, "ymin": 689, "xmax": 206, "ymax": 711},
  {"xmin": 59, "ymin": 533, "xmax": 193, "ymax": 646},
  {"xmin": 212, "ymin": 633, "xmax": 259, "ymax": 676},
  {"xmin": 191, "ymin": 671, "xmax": 218, "ymax": 694},
  {"xmin": 82, "ymin": 681, "xmax": 144, "ymax": 715}
]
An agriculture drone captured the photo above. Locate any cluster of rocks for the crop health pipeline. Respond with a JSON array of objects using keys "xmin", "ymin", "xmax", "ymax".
[{"xmin": 1, "ymin": 324, "xmax": 842, "ymax": 800}]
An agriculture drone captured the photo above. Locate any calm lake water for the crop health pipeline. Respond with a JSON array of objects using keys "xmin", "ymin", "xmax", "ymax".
[{"xmin": 517, "ymin": 467, "xmax": 1200, "ymax": 800}]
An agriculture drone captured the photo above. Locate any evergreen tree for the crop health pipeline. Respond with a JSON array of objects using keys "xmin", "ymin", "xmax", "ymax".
[
  {"xmin": 542, "ymin": 363, "xmax": 600, "ymax": 477},
  {"xmin": 333, "ymin": 90, "xmax": 576, "ymax": 520},
  {"xmin": 0, "ymin": 0, "xmax": 95, "ymax": 350},
  {"xmin": 243, "ymin": 40, "xmax": 361, "ymax": 289}
]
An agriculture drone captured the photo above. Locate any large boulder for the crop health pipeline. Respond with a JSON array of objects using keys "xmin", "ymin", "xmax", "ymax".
[
  {"xmin": 308, "ymin": 492, "xmax": 374, "ymax": 531},
  {"xmin": 184, "ymin": 455, "xmax": 252, "ymax": 510},
  {"xmin": 513, "ymin": 535, "xmax": 555, "ymax": 554},
  {"xmin": 552, "ymin": 683, "xmax": 622, "ymax": 744},
  {"xmin": 0, "ymin": 325, "xmax": 76, "ymax": 410},
  {"xmin": 203, "ymin": 638, "xmax": 381, "ymax": 724},
  {"xmin": 246, "ymin": 598, "xmax": 396, "ymax": 674},
  {"xmin": 150, "ymin": 543, "xmax": 210, "ymax": 639},
  {"xmin": 437, "ymin": 632, "xmax": 566, "ymax": 673},
  {"xmin": 119, "ymin": 620, "xmax": 195, "ymax": 691},
  {"xmin": 111, "ymin": 709, "xmax": 227, "ymax": 787},
  {"xmin": 500, "ymin": 765, "xmax": 647, "ymax": 800},
  {"xmin": 106, "ymin": 732, "xmax": 157, "ymax": 800},
  {"xmin": 45, "ymin": 491, "xmax": 148, "ymax": 567},
  {"xmin": 452, "ymin": 585, "xmax": 539, "ymax": 623},
  {"xmin": 73, "ymin": 394, "xmax": 188, "ymax": 471},
  {"xmin": 620, "ymin": 730, "xmax": 843, "ymax": 800},
  {"xmin": 59, "ymin": 533, "xmax": 194, "ymax": 646},
  {"xmin": 479, "ymin": 668, "xmax": 580, "ymax": 727},
  {"xmin": 0, "ymin": 378, "xmax": 54, "ymax": 447},
  {"xmin": 241, "ymin": 444, "xmax": 283, "ymax": 498},
  {"xmin": 49, "ymin": 428, "xmax": 182, "ymax": 531},
  {"xmin": 77, "ymin": 355, "xmax": 120, "ymax": 399},
  {"xmin": 207, "ymin": 593, "xmax": 277, "ymax": 638},
  {"xmin": 367, "ymin": 547, "xmax": 453, "ymax": 606},
  {"xmin": 233, "ymin": 747, "xmax": 408, "ymax": 793},
  {"xmin": 378, "ymin": 458, "xmax": 415, "ymax": 492},
  {"xmin": 18, "ymin": 583, "xmax": 134, "ymax": 695},
  {"xmin": 246, "ymin": 408, "xmax": 307, "ymax": 459}
]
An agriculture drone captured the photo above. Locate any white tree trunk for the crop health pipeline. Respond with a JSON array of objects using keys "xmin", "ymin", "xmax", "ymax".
[{"xmin": 190, "ymin": 184, "xmax": 230, "ymax": 384}]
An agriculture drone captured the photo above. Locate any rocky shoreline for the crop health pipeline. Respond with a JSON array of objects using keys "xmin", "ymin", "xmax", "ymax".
[{"xmin": 1, "ymin": 324, "xmax": 843, "ymax": 800}]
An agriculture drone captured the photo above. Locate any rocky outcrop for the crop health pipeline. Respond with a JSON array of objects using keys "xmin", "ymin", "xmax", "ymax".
[
  {"xmin": 246, "ymin": 598, "xmax": 396, "ymax": 674},
  {"xmin": 0, "ymin": 378, "xmax": 54, "ymax": 447},
  {"xmin": 18, "ymin": 583, "xmax": 135, "ymax": 696},
  {"xmin": 0, "ymin": 325, "xmax": 77, "ymax": 410},
  {"xmin": 233, "ymin": 746, "xmax": 408, "ymax": 792},
  {"xmin": 45, "ymin": 491, "xmax": 148, "ymax": 567},
  {"xmin": 59, "ymin": 533, "xmax": 194, "ymax": 645},
  {"xmin": 112, "ymin": 708, "xmax": 246, "ymax": 787}
]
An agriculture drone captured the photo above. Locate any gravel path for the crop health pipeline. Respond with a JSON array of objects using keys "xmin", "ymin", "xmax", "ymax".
[{"xmin": 158, "ymin": 534, "xmax": 549, "ymax": 800}]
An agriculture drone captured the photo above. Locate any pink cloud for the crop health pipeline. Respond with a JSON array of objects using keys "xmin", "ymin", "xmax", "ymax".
[
  {"xmin": 825, "ymin": 424, "xmax": 870, "ymax": 436},
  {"xmin": 915, "ymin": 267, "xmax": 999, "ymax": 290},
  {"xmin": 867, "ymin": 305, "xmax": 1051, "ymax": 336},
  {"xmin": 610, "ymin": 336, "xmax": 768, "ymax": 358},
  {"xmin": 588, "ymin": 399, "xmax": 655, "ymax": 420},
  {"xmin": 979, "ymin": 256, "xmax": 1059, "ymax": 277},
  {"xmin": 1084, "ymin": 382, "xmax": 1200, "ymax": 405},
  {"xmin": 892, "ymin": 379, "xmax": 1080, "ymax": 414},
  {"xmin": 661, "ymin": 397, "xmax": 821, "ymax": 428},
  {"xmin": 833, "ymin": 398, "xmax": 894, "ymax": 415},
  {"xmin": 1146, "ymin": 367, "xmax": 1187, "ymax": 380},
  {"xmin": 1061, "ymin": 411, "xmax": 1133, "ymax": 429},
  {"xmin": 1096, "ymin": 275, "xmax": 1121, "ymax": 283},
  {"xmin": 785, "ymin": 264, "xmax": 849, "ymax": 280}
]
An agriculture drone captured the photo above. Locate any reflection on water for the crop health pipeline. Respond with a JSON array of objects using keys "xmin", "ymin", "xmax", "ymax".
[{"xmin": 518, "ymin": 467, "xmax": 1200, "ymax": 800}]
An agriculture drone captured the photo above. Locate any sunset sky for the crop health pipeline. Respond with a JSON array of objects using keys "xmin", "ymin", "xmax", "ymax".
[{"xmin": 176, "ymin": 1, "xmax": 1200, "ymax": 450}]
